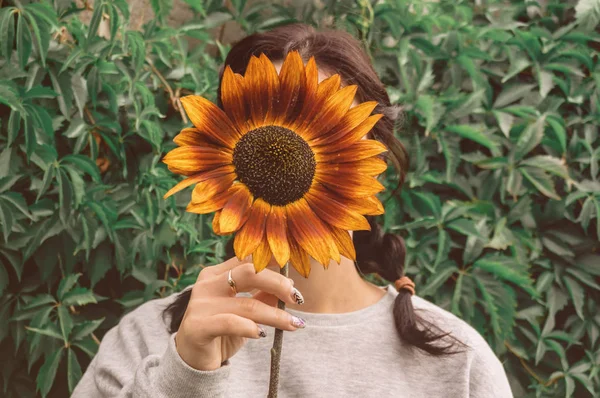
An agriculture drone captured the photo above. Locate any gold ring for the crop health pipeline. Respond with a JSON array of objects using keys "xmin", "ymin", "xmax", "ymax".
[{"xmin": 227, "ymin": 269, "xmax": 238, "ymax": 295}]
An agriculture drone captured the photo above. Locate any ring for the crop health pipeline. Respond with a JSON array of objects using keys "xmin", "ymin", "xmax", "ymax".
[{"xmin": 227, "ymin": 269, "xmax": 238, "ymax": 295}]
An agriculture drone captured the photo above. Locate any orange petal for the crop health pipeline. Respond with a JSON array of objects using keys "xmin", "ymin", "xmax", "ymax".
[
  {"xmin": 353, "ymin": 195, "xmax": 385, "ymax": 216},
  {"xmin": 180, "ymin": 95, "xmax": 241, "ymax": 149},
  {"xmin": 316, "ymin": 139, "xmax": 387, "ymax": 163},
  {"xmin": 221, "ymin": 67, "xmax": 247, "ymax": 131},
  {"xmin": 304, "ymin": 56, "xmax": 318, "ymax": 105},
  {"xmin": 275, "ymin": 51, "xmax": 306, "ymax": 125},
  {"xmin": 329, "ymin": 226, "xmax": 356, "ymax": 261},
  {"xmin": 259, "ymin": 53, "xmax": 280, "ymax": 125},
  {"xmin": 289, "ymin": 237, "xmax": 311, "ymax": 278},
  {"xmin": 186, "ymin": 187, "xmax": 236, "ymax": 214},
  {"xmin": 163, "ymin": 165, "xmax": 235, "ymax": 199},
  {"xmin": 162, "ymin": 146, "xmax": 232, "ymax": 172},
  {"xmin": 266, "ymin": 206, "xmax": 290, "ymax": 266},
  {"xmin": 286, "ymin": 198, "xmax": 336, "ymax": 268},
  {"xmin": 310, "ymin": 101, "xmax": 378, "ymax": 145},
  {"xmin": 252, "ymin": 238, "xmax": 272, "ymax": 273},
  {"xmin": 244, "ymin": 55, "xmax": 267, "ymax": 127},
  {"xmin": 322, "ymin": 157, "xmax": 388, "ymax": 177},
  {"xmin": 212, "ymin": 210, "xmax": 224, "ymax": 235},
  {"xmin": 317, "ymin": 114, "xmax": 383, "ymax": 152},
  {"xmin": 302, "ymin": 85, "xmax": 358, "ymax": 141},
  {"xmin": 295, "ymin": 74, "xmax": 342, "ymax": 135},
  {"xmin": 220, "ymin": 184, "xmax": 253, "ymax": 234},
  {"xmin": 305, "ymin": 190, "xmax": 370, "ymax": 231},
  {"xmin": 173, "ymin": 128, "xmax": 223, "ymax": 148},
  {"xmin": 315, "ymin": 169, "xmax": 385, "ymax": 198},
  {"xmin": 233, "ymin": 198, "xmax": 270, "ymax": 260},
  {"xmin": 191, "ymin": 173, "xmax": 236, "ymax": 204}
]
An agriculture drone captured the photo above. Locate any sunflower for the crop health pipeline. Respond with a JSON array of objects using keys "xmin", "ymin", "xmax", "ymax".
[{"xmin": 163, "ymin": 50, "xmax": 387, "ymax": 277}]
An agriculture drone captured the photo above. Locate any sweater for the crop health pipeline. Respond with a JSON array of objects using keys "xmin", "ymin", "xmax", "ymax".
[{"xmin": 72, "ymin": 284, "xmax": 514, "ymax": 398}]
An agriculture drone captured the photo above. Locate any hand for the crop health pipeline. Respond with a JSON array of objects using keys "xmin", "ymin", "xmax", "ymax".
[{"xmin": 174, "ymin": 258, "xmax": 305, "ymax": 371}]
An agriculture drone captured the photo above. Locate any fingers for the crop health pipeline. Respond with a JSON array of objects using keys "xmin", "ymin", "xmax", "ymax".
[
  {"xmin": 200, "ymin": 313, "xmax": 266, "ymax": 340},
  {"xmin": 199, "ymin": 262, "xmax": 302, "ymax": 306},
  {"xmin": 195, "ymin": 297, "xmax": 305, "ymax": 333}
]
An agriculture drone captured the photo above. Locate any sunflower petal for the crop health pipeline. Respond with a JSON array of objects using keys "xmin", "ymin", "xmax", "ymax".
[
  {"xmin": 173, "ymin": 128, "xmax": 220, "ymax": 148},
  {"xmin": 259, "ymin": 53, "xmax": 281, "ymax": 125},
  {"xmin": 212, "ymin": 210, "xmax": 224, "ymax": 235},
  {"xmin": 315, "ymin": 169, "xmax": 385, "ymax": 198},
  {"xmin": 286, "ymin": 198, "xmax": 336, "ymax": 268},
  {"xmin": 316, "ymin": 114, "xmax": 383, "ymax": 152},
  {"xmin": 276, "ymin": 51, "xmax": 306, "ymax": 125},
  {"xmin": 221, "ymin": 66, "xmax": 247, "ymax": 131},
  {"xmin": 252, "ymin": 238, "xmax": 272, "ymax": 273},
  {"xmin": 163, "ymin": 146, "xmax": 232, "ymax": 172},
  {"xmin": 305, "ymin": 190, "xmax": 370, "ymax": 231},
  {"xmin": 244, "ymin": 55, "xmax": 267, "ymax": 127},
  {"xmin": 310, "ymin": 101, "xmax": 377, "ymax": 145},
  {"xmin": 180, "ymin": 95, "xmax": 241, "ymax": 149},
  {"xmin": 335, "ymin": 157, "xmax": 388, "ymax": 176},
  {"xmin": 302, "ymin": 85, "xmax": 358, "ymax": 141},
  {"xmin": 266, "ymin": 206, "xmax": 290, "ymax": 266},
  {"xmin": 163, "ymin": 165, "xmax": 235, "ymax": 199},
  {"xmin": 289, "ymin": 237, "xmax": 311, "ymax": 278},
  {"xmin": 348, "ymin": 195, "xmax": 385, "ymax": 215},
  {"xmin": 220, "ymin": 184, "xmax": 253, "ymax": 234},
  {"xmin": 233, "ymin": 198, "xmax": 270, "ymax": 260},
  {"xmin": 191, "ymin": 172, "xmax": 236, "ymax": 204},
  {"xmin": 329, "ymin": 226, "xmax": 356, "ymax": 261},
  {"xmin": 316, "ymin": 139, "xmax": 387, "ymax": 163},
  {"xmin": 186, "ymin": 187, "xmax": 236, "ymax": 214}
]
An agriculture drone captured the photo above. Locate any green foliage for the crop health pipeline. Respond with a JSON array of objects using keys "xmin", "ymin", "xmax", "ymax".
[{"xmin": 0, "ymin": 0, "xmax": 598, "ymax": 397}]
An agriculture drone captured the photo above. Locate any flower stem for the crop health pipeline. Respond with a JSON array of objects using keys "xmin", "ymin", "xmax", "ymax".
[{"xmin": 267, "ymin": 262, "xmax": 288, "ymax": 398}]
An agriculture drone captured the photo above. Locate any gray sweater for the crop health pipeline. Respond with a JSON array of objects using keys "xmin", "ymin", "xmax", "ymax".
[{"xmin": 72, "ymin": 285, "xmax": 513, "ymax": 397}]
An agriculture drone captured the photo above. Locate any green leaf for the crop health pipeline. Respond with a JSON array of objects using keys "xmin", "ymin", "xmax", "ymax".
[
  {"xmin": 67, "ymin": 348, "xmax": 83, "ymax": 393},
  {"xmin": 57, "ymin": 168, "xmax": 73, "ymax": 224},
  {"xmin": 445, "ymin": 125, "xmax": 497, "ymax": 152},
  {"xmin": 446, "ymin": 218, "xmax": 487, "ymax": 240},
  {"xmin": 57, "ymin": 273, "xmax": 81, "ymax": 300},
  {"xmin": 150, "ymin": 0, "xmax": 173, "ymax": 22},
  {"xmin": 71, "ymin": 318, "xmax": 105, "ymax": 341},
  {"xmin": 62, "ymin": 287, "xmax": 97, "ymax": 307},
  {"xmin": 0, "ymin": 8, "xmax": 16, "ymax": 62},
  {"xmin": 473, "ymin": 254, "xmax": 535, "ymax": 296},
  {"xmin": 520, "ymin": 156, "xmax": 569, "ymax": 179},
  {"xmin": 26, "ymin": 325, "xmax": 63, "ymax": 340},
  {"xmin": 36, "ymin": 348, "xmax": 63, "ymax": 398},
  {"xmin": 493, "ymin": 84, "xmax": 536, "ymax": 108},
  {"xmin": 16, "ymin": 13, "xmax": 32, "ymax": 70},
  {"xmin": 57, "ymin": 305, "xmax": 73, "ymax": 342},
  {"xmin": 519, "ymin": 166, "xmax": 560, "ymax": 200},
  {"xmin": 23, "ymin": 11, "xmax": 49, "ymax": 66},
  {"xmin": 563, "ymin": 276, "xmax": 585, "ymax": 319},
  {"xmin": 419, "ymin": 264, "xmax": 458, "ymax": 296},
  {"xmin": 0, "ymin": 263, "xmax": 7, "ymax": 296},
  {"xmin": 61, "ymin": 154, "xmax": 101, "ymax": 182},
  {"xmin": 0, "ymin": 80, "xmax": 23, "ymax": 112},
  {"xmin": 513, "ymin": 116, "xmax": 546, "ymax": 161}
]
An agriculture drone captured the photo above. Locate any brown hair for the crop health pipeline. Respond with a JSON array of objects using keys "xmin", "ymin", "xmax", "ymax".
[{"xmin": 165, "ymin": 23, "xmax": 461, "ymax": 355}]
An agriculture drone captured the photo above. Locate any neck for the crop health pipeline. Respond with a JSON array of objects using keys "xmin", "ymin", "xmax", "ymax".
[{"xmin": 269, "ymin": 257, "xmax": 387, "ymax": 313}]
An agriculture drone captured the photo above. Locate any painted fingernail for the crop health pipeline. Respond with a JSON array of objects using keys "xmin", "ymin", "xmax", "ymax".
[
  {"xmin": 291, "ymin": 287, "xmax": 304, "ymax": 305},
  {"xmin": 291, "ymin": 315, "xmax": 306, "ymax": 328},
  {"xmin": 258, "ymin": 325, "xmax": 267, "ymax": 338}
]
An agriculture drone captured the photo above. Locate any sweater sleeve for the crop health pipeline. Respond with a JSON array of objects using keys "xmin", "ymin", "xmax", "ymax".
[
  {"xmin": 72, "ymin": 300, "xmax": 231, "ymax": 398},
  {"xmin": 468, "ymin": 335, "xmax": 513, "ymax": 398}
]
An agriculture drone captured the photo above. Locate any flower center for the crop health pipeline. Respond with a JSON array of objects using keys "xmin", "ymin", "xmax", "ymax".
[{"xmin": 232, "ymin": 125, "xmax": 316, "ymax": 206}]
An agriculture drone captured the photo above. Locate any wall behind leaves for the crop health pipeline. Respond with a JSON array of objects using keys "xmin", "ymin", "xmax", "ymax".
[{"xmin": 0, "ymin": 0, "xmax": 598, "ymax": 397}]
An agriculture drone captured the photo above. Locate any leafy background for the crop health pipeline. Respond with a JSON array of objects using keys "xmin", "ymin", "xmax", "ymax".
[{"xmin": 0, "ymin": 0, "xmax": 598, "ymax": 396}]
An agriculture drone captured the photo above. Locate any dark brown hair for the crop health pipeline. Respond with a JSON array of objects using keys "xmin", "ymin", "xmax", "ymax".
[{"xmin": 165, "ymin": 23, "xmax": 461, "ymax": 355}]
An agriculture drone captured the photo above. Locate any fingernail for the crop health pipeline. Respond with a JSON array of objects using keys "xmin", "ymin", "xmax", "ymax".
[
  {"xmin": 290, "ymin": 287, "xmax": 304, "ymax": 305},
  {"xmin": 291, "ymin": 315, "xmax": 306, "ymax": 328},
  {"xmin": 258, "ymin": 325, "xmax": 267, "ymax": 338}
]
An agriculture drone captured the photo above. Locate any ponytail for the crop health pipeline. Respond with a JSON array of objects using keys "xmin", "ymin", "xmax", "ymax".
[{"xmin": 354, "ymin": 216, "xmax": 463, "ymax": 355}]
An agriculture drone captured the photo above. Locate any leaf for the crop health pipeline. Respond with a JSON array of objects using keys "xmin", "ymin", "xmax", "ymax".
[
  {"xmin": 445, "ymin": 125, "xmax": 497, "ymax": 151},
  {"xmin": 0, "ymin": 200, "xmax": 14, "ymax": 243},
  {"xmin": 36, "ymin": 348, "xmax": 63, "ymax": 398},
  {"xmin": 473, "ymin": 254, "xmax": 535, "ymax": 296},
  {"xmin": 71, "ymin": 318, "xmax": 105, "ymax": 341},
  {"xmin": 23, "ymin": 11, "xmax": 49, "ymax": 66},
  {"xmin": 57, "ymin": 168, "xmax": 73, "ymax": 224},
  {"xmin": 520, "ymin": 166, "xmax": 560, "ymax": 200},
  {"xmin": 0, "ymin": 80, "xmax": 23, "ymax": 112},
  {"xmin": 150, "ymin": 0, "xmax": 173, "ymax": 22},
  {"xmin": 57, "ymin": 305, "xmax": 73, "ymax": 342},
  {"xmin": 67, "ymin": 348, "xmax": 83, "ymax": 393},
  {"xmin": 61, "ymin": 154, "xmax": 101, "ymax": 182},
  {"xmin": 57, "ymin": 273, "xmax": 81, "ymax": 300},
  {"xmin": 62, "ymin": 287, "xmax": 97, "ymax": 307},
  {"xmin": 520, "ymin": 156, "xmax": 569, "ymax": 179},
  {"xmin": 446, "ymin": 218, "xmax": 487, "ymax": 240},
  {"xmin": 16, "ymin": 13, "xmax": 32, "ymax": 70},
  {"xmin": 0, "ymin": 263, "xmax": 7, "ymax": 296},
  {"xmin": 26, "ymin": 325, "xmax": 63, "ymax": 340},
  {"xmin": 513, "ymin": 115, "xmax": 546, "ymax": 161},
  {"xmin": 563, "ymin": 276, "xmax": 584, "ymax": 319},
  {"xmin": 419, "ymin": 264, "xmax": 458, "ymax": 296},
  {"xmin": 0, "ymin": 7, "xmax": 16, "ymax": 62},
  {"xmin": 493, "ymin": 84, "xmax": 536, "ymax": 108}
]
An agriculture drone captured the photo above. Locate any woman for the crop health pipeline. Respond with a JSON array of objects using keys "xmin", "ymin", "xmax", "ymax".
[{"xmin": 73, "ymin": 24, "xmax": 513, "ymax": 397}]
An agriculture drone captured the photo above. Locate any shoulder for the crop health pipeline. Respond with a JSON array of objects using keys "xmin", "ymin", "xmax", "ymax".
[{"xmin": 409, "ymin": 294, "xmax": 513, "ymax": 397}]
